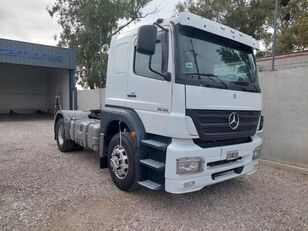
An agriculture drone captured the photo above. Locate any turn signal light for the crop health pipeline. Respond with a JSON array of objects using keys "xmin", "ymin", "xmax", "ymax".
[{"xmin": 130, "ymin": 131, "xmax": 137, "ymax": 138}]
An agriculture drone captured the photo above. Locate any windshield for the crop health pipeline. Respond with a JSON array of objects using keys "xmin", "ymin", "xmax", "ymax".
[{"xmin": 175, "ymin": 25, "xmax": 260, "ymax": 92}]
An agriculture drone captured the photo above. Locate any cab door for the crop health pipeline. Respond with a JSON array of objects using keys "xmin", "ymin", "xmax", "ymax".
[{"xmin": 126, "ymin": 30, "xmax": 172, "ymax": 113}]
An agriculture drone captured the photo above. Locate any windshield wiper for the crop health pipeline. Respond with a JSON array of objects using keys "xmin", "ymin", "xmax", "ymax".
[
  {"xmin": 186, "ymin": 39, "xmax": 228, "ymax": 89},
  {"xmin": 186, "ymin": 73, "xmax": 229, "ymax": 89},
  {"xmin": 230, "ymin": 81, "xmax": 250, "ymax": 85},
  {"xmin": 230, "ymin": 81, "xmax": 258, "ymax": 92},
  {"xmin": 189, "ymin": 39, "xmax": 201, "ymax": 79}
]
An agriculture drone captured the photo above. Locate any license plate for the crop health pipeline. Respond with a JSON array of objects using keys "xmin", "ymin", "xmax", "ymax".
[{"xmin": 226, "ymin": 150, "xmax": 239, "ymax": 160}]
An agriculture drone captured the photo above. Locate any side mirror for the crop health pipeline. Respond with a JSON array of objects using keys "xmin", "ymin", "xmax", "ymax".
[{"xmin": 137, "ymin": 25, "xmax": 157, "ymax": 55}]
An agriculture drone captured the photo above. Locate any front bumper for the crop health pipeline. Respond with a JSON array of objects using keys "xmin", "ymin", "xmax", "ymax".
[{"xmin": 165, "ymin": 135, "xmax": 262, "ymax": 194}]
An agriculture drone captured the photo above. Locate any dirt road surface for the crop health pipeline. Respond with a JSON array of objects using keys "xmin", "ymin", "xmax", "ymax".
[{"xmin": 0, "ymin": 118, "xmax": 307, "ymax": 231}]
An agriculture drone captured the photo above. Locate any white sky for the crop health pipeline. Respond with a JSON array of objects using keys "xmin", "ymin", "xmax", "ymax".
[{"xmin": 0, "ymin": 0, "xmax": 181, "ymax": 46}]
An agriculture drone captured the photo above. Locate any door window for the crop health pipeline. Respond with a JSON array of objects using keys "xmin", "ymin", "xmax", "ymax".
[{"xmin": 133, "ymin": 31, "xmax": 168, "ymax": 80}]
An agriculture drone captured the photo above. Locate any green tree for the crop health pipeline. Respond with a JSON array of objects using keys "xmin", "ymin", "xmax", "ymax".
[
  {"xmin": 176, "ymin": 0, "xmax": 274, "ymax": 43},
  {"xmin": 175, "ymin": 0, "xmax": 308, "ymax": 55},
  {"xmin": 48, "ymin": 0, "xmax": 156, "ymax": 89},
  {"xmin": 275, "ymin": 0, "xmax": 308, "ymax": 53}
]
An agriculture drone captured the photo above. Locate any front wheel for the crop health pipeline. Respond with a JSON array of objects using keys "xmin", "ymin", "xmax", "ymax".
[
  {"xmin": 108, "ymin": 132, "xmax": 137, "ymax": 191},
  {"xmin": 56, "ymin": 118, "xmax": 75, "ymax": 152}
]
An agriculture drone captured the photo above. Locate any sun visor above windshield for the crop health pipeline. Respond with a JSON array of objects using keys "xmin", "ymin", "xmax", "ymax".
[{"xmin": 173, "ymin": 12, "xmax": 260, "ymax": 50}]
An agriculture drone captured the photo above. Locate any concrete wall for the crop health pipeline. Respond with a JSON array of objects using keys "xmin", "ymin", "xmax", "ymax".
[
  {"xmin": 0, "ymin": 63, "xmax": 70, "ymax": 114},
  {"xmin": 257, "ymin": 51, "xmax": 308, "ymax": 168},
  {"xmin": 77, "ymin": 88, "xmax": 105, "ymax": 111}
]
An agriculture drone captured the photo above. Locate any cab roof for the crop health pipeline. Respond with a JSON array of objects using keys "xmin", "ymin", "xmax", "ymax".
[
  {"xmin": 172, "ymin": 12, "xmax": 259, "ymax": 49},
  {"xmin": 113, "ymin": 12, "xmax": 259, "ymax": 50}
]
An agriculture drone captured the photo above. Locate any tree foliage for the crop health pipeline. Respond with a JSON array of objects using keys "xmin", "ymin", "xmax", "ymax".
[
  {"xmin": 48, "ymin": 0, "xmax": 155, "ymax": 88},
  {"xmin": 276, "ymin": 0, "xmax": 308, "ymax": 53},
  {"xmin": 175, "ymin": 0, "xmax": 308, "ymax": 55}
]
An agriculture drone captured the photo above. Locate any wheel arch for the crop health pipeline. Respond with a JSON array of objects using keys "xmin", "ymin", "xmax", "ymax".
[
  {"xmin": 100, "ymin": 106, "xmax": 146, "ymax": 159},
  {"xmin": 104, "ymin": 120, "xmax": 130, "ymax": 147}
]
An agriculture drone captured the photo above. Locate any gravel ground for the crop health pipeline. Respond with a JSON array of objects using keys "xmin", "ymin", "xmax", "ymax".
[{"xmin": 0, "ymin": 117, "xmax": 307, "ymax": 231}]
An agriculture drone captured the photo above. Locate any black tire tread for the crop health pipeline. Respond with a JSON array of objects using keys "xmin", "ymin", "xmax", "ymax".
[{"xmin": 56, "ymin": 118, "xmax": 75, "ymax": 152}]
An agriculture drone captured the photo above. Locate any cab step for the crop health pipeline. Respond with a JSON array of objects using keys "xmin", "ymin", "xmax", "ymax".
[
  {"xmin": 140, "ymin": 139, "xmax": 168, "ymax": 151},
  {"xmin": 140, "ymin": 159, "xmax": 165, "ymax": 171},
  {"xmin": 138, "ymin": 180, "xmax": 162, "ymax": 191}
]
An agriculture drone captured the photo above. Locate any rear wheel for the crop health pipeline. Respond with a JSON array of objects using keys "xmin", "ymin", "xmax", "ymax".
[
  {"xmin": 108, "ymin": 132, "xmax": 137, "ymax": 191},
  {"xmin": 56, "ymin": 118, "xmax": 75, "ymax": 152}
]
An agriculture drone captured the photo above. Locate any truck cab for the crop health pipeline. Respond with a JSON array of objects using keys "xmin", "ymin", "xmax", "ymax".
[{"xmin": 54, "ymin": 12, "xmax": 263, "ymax": 194}]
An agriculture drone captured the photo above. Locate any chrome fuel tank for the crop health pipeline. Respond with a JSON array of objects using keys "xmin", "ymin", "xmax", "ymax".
[{"xmin": 70, "ymin": 119, "xmax": 101, "ymax": 151}]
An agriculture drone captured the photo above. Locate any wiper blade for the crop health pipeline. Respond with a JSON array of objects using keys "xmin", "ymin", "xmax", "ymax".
[
  {"xmin": 230, "ymin": 81, "xmax": 250, "ymax": 86},
  {"xmin": 189, "ymin": 39, "xmax": 201, "ymax": 79},
  {"xmin": 230, "ymin": 81, "xmax": 259, "ymax": 92},
  {"xmin": 185, "ymin": 73, "xmax": 229, "ymax": 89}
]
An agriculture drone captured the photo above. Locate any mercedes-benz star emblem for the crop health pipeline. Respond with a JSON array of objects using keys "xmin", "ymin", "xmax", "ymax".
[{"xmin": 228, "ymin": 112, "xmax": 240, "ymax": 130}]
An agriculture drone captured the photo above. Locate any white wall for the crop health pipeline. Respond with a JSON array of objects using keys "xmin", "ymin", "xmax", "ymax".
[
  {"xmin": 258, "ymin": 52, "xmax": 308, "ymax": 168},
  {"xmin": 77, "ymin": 88, "xmax": 105, "ymax": 111},
  {"xmin": 0, "ymin": 63, "xmax": 70, "ymax": 114}
]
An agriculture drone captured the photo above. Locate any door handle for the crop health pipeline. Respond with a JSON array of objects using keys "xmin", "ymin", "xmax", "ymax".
[{"xmin": 127, "ymin": 93, "xmax": 136, "ymax": 98}]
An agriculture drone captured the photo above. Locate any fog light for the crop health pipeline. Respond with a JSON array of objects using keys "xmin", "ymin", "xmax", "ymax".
[
  {"xmin": 176, "ymin": 157, "xmax": 204, "ymax": 175},
  {"xmin": 253, "ymin": 145, "xmax": 262, "ymax": 160},
  {"xmin": 184, "ymin": 181, "xmax": 195, "ymax": 188}
]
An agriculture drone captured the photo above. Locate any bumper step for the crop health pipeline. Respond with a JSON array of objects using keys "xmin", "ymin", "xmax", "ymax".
[
  {"xmin": 140, "ymin": 159, "xmax": 165, "ymax": 171},
  {"xmin": 138, "ymin": 180, "xmax": 162, "ymax": 191},
  {"xmin": 141, "ymin": 139, "xmax": 168, "ymax": 151}
]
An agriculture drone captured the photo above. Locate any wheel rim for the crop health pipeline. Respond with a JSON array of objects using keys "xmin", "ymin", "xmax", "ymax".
[
  {"xmin": 110, "ymin": 145, "xmax": 129, "ymax": 179},
  {"xmin": 58, "ymin": 123, "xmax": 65, "ymax": 146}
]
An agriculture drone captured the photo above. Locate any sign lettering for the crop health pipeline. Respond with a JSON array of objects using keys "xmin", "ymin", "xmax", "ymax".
[{"xmin": 0, "ymin": 48, "xmax": 64, "ymax": 62}]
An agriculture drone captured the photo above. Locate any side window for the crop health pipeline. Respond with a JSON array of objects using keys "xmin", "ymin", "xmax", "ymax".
[
  {"xmin": 114, "ymin": 42, "xmax": 129, "ymax": 74},
  {"xmin": 134, "ymin": 32, "xmax": 168, "ymax": 80}
]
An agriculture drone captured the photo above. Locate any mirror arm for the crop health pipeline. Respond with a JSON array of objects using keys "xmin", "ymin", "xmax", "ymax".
[
  {"xmin": 148, "ymin": 56, "xmax": 171, "ymax": 81},
  {"xmin": 153, "ymin": 23, "xmax": 169, "ymax": 33}
]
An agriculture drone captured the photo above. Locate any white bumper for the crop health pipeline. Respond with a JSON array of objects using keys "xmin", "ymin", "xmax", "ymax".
[{"xmin": 165, "ymin": 135, "xmax": 262, "ymax": 194}]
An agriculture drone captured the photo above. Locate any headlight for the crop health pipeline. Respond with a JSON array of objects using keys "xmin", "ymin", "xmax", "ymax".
[
  {"xmin": 253, "ymin": 145, "xmax": 262, "ymax": 160},
  {"xmin": 176, "ymin": 157, "xmax": 204, "ymax": 175}
]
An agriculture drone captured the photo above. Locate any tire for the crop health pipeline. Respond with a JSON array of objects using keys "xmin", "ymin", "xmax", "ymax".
[
  {"xmin": 74, "ymin": 144, "xmax": 83, "ymax": 151},
  {"xmin": 108, "ymin": 132, "xmax": 137, "ymax": 191},
  {"xmin": 56, "ymin": 118, "xmax": 75, "ymax": 152}
]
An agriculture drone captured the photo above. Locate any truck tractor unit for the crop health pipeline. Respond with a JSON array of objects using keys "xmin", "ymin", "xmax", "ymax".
[{"xmin": 54, "ymin": 12, "xmax": 264, "ymax": 194}]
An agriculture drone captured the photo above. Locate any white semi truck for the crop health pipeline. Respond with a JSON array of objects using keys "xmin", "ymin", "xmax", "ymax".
[{"xmin": 54, "ymin": 12, "xmax": 264, "ymax": 194}]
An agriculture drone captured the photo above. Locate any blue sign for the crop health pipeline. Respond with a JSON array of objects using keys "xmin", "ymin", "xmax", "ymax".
[{"xmin": 0, "ymin": 48, "xmax": 64, "ymax": 62}]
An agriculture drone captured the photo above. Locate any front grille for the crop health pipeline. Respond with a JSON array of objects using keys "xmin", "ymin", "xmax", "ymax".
[
  {"xmin": 187, "ymin": 109, "xmax": 260, "ymax": 142},
  {"xmin": 194, "ymin": 137, "xmax": 252, "ymax": 148}
]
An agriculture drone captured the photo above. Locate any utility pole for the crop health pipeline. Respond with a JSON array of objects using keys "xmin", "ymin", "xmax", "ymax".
[
  {"xmin": 99, "ymin": 26, "xmax": 103, "ymax": 88},
  {"xmin": 271, "ymin": 0, "xmax": 279, "ymax": 71}
]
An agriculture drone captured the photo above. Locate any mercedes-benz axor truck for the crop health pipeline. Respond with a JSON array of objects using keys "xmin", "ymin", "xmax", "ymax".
[{"xmin": 54, "ymin": 12, "xmax": 264, "ymax": 194}]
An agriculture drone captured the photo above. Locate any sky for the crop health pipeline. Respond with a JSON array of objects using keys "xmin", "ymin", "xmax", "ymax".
[{"xmin": 0, "ymin": 0, "xmax": 180, "ymax": 46}]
